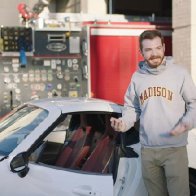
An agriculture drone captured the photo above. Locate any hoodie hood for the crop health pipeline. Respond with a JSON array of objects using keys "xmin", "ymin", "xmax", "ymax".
[{"xmin": 138, "ymin": 56, "xmax": 174, "ymax": 75}]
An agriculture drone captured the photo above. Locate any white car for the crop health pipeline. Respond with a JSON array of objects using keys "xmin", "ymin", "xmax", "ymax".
[{"xmin": 0, "ymin": 97, "xmax": 195, "ymax": 196}]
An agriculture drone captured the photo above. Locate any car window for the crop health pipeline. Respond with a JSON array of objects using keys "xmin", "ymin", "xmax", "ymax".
[
  {"xmin": 44, "ymin": 115, "xmax": 71, "ymax": 144},
  {"xmin": 29, "ymin": 115, "xmax": 72, "ymax": 163},
  {"xmin": 0, "ymin": 105, "xmax": 48, "ymax": 156},
  {"xmin": 29, "ymin": 112, "xmax": 120, "ymax": 175}
]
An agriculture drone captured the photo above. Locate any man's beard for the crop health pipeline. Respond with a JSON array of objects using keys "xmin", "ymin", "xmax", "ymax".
[{"xmin": 146, "ymin": 55, "xmax": 164, "ymax": 68}]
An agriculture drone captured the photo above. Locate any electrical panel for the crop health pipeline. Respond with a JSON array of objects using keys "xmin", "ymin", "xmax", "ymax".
[
  {"xmin": 0, "ymin": 27, "xmax": 88, "ymax": 117},
  {"xmin": 34, "ymin": 30, "xmax": 80, "ymax": 56},
  {"xmin": 1, "ymin": 27, "xmax": 32, "ymax": 52}
]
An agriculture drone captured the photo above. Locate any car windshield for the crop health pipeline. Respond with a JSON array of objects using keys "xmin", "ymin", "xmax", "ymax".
[{"xmin": 0, "ymin": 105, "xmax": 48, "ymax": 156}]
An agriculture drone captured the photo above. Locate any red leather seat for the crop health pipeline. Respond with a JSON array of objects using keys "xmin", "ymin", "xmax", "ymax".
[
  {"xmin": 81, "ymin": 135, "xmax": 115, "ymax": 173},
  {"xmin": 55, "ymin": 126, "xmax": 92, "ymax": 168},
  {"xmin": 81, "ymin": 115, "xmax": 117, "ymax": 173},
  {"xmin": 56, "ymin": 114, "xmax": 116, "ymax": 172}
]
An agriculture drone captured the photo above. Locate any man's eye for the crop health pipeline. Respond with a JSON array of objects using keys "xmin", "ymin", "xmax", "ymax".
[
  {"xmin": 157, "ymin": 46, "xmax": 163, "ymax": 50},
  {"xmin": 144, "ymin": 49, "xmax": 151, "ymax": 52}
]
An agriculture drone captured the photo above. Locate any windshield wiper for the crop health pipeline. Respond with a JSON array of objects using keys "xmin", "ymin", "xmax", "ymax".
[{"xmin": 0, "ymin": 156, "xmax": 8, "ymax": 162}]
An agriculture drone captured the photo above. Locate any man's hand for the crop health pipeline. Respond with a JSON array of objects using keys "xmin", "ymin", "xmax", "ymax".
[
  {"xmin": 110, "ymin": 117, "xmax": 126, "ymax": 132},
  {"xmin": 170, "ymin": 123, "xmax": 189, "ymax": 136}
]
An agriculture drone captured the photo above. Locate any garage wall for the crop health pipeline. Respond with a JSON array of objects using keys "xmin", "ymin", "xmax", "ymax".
[
  {"xmin": 0, "ymin": 0, "xmax": 37, "ymax": 26},
  {"xmin": 0, "ymin": 0, "xmax": 24, "ymax": 26},
  {"xmin": 80, "ymin": 0, "xmax": 107, "ymax": 14},
  {"xmin": 191, "ymin": 0, "xmax": 196, "ymax": 84},
  {"xmin": 0, "ymin": 0, "xmax": 107, "ymax": 26},
  {"xmin": 172, "ymin": 0, "xmax": 191, "ymax": 70},
  {"xmin": 173, "ymin": 0, "xmax": 196, "ymax": 84}
]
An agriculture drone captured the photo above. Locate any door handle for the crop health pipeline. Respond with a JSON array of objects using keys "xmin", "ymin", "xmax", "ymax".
[{"xmin": 72, "ymin": 185, "xmax": 101, "ymax": 196}]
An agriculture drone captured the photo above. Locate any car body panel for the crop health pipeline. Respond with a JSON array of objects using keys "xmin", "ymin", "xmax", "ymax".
[
  {"xmin": 0, "ymin": 98, "xmax": 121, "ymax": 196},
  {"xmin": 187, "ymin": 129, "xmax": 196, "ymax": 169},
  {"xmin": 0, "ymin": 97, "xmax": 195, "ymax": 196},
  {"xmin": 29, "ymin": 97, "xmax": 123, "ymax": 114},
  {"xmin": 114, "ymin": 157, "xmax": 147, "ymax": 196},
  {"xmin": 114, "ymin": 143, "xmax": 148, "ymax": 196},
  {"xmin": 0, "ymin": 161, "xmax": 113, "ymax": 196}
]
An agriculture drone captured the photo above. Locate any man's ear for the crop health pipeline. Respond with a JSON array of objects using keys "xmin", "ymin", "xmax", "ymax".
[{"xmin": 139, "ymin": 48, "xmax": 144, "ymax": 57}]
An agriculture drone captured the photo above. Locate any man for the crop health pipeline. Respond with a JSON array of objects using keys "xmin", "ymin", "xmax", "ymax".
[{"xmin": 110, "ymin": 30, "xmax": 196, "ymax": 196}]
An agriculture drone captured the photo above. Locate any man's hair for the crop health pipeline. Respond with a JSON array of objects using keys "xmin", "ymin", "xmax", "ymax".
[{"xmin": 139, "ymin": 30, "xmax": 164, "ymax": 51}]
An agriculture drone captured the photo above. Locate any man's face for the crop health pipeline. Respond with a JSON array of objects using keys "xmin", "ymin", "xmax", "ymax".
[{"xmin": 140, "ymin": 36, "xmax": 165, "ymax": 68}]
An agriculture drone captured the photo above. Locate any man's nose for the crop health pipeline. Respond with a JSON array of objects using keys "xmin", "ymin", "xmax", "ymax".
[{"xmin": 151, "ymin": 49, "xmax": 158, "ymax": 56}]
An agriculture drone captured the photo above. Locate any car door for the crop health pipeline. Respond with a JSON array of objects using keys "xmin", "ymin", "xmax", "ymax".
[
  {"xmin": 21, "ymin": 163, "xmax": 113, "ymax": 196},
  {"xmin": 0, "ymin": 159, "xmax": 113, "ymax": 196},
  {"xmin": 1, "ymin": 112, "xmax": 114, "ymax": 196}
]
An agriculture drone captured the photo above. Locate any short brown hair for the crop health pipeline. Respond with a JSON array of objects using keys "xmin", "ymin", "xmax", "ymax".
[{"xmin": 139, "ymin": 30, "xmax": 164, "ymax": 51}]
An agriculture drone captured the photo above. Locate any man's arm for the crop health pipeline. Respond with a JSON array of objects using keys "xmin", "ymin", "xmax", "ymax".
[
  {"xmin": 170, "ymin": 70, "xmax": 196, "ymax": 136},
  {"xmin": 111, "ymin": 79, "xmax": 141, "ymax": 132}
]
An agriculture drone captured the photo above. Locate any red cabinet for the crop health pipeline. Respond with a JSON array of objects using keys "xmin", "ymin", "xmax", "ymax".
[{"xmin": 84, "ymin": 22, "xmax": 172, "ymax": 104}]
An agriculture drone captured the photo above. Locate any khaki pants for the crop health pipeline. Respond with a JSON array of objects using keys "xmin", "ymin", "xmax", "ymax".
[{"xmin": 141, "ymin": 146, "xmax": 190, "ymax": 196}]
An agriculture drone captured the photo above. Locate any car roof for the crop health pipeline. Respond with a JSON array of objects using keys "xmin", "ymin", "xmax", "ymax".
[{"xmin": 26, "ymin": 97, "xmax": 122, "ymax": 114}]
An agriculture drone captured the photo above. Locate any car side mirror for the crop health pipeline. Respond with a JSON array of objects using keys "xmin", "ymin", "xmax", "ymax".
[{"xmin": 10, "ymin": 152, "xmax": 29, "ymax": 178}]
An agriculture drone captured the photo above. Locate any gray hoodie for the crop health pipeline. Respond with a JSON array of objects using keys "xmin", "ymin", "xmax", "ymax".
[{"xmin": 122, "ymin": 56, "xmax": 196, "ymax": 148}]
